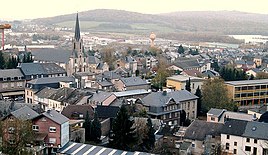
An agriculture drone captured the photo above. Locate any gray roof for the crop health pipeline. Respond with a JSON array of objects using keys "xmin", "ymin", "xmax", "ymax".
[
  {"xmin": 242, "ymin": 121, "xmax": 268, "ymax": 140},
  {"xmin": 0, "ymin": 69, "xmax": 24, "ymax": 78},
  {"xmin": 142, "ymin": 90, "xmax": 198, "ymax": 107},
  {"xmin": 225, "ymin": 79, "xmax": 268, "ymax": 86},
  {"xmin": 27, "ymin": 76, "xmax": 75, "ymax": 85},
  {"xmin": 0, "ymin": 101, "xmax": 43, "ymax": 115},
  {"xmin": 11, "ymin": 106, "xmax": 39, "ymax": 120},
  {"xmin": 89, "ymin": 91, "xmax": 114, "ymax": 104},
  {"xmin": 120, "ymin": 77, "xmax": 148, "ymax": 87},
  {"xmin": 221, "ymin": 120, "xmax": 248, "ymax": 137},
  {"xmin": 74, "ymin": 13, "xmax": 81, "ymax": 41},
  {"xmin": 42, "ymin": 109, "xmax": 69, "ymax": 124},
  {"xmin": 113, "ymin": 89, "xmax": 149, "ymax": 97},
  {"xmin": 173, "ymin": 58, "xmax": 200, "ymax": 69},
  {"xmin": 97, "ymin": 80, "xmax": 113, "ymax": 87},
  {"xmin": 20, "ymin": 63, "xmax": 44, "ymax": 75},
  {"xmin": 207, "ymin": 108, "xmax": 226, "ymax": 117},
  {"xmin": 58, "ymin": 142, "xmax": 153, "ymax": 155},
  {"xmin": 31, "ymin": 48, "xmax": 72, "ymax": 63},
  {"xmin": 48, "ymin": 87, "xmax": 75, "ymax": 102},
  {"xmin": 35, "ymin": 87, "xmax": 58, "ymax": 98},
  {"xmin": 184, "ymin": 120, "xmax": 224, "ymax": 141},
  {"xmin": 20, "ymin": 62, "xmax": 66, "ymax": 76}
]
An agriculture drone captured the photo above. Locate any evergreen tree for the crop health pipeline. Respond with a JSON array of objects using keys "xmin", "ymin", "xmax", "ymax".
[
  {"xmin": 110, "ymin": 105, "xmax": 137, "ymax": 151},
  {"xmin": 143, "ymin": 117, "xmax": 155, "ymax": 150},
  {"xmin": 83, "ymin": 111, "xmax": 92, "ymax": 142},
  {"xmin": 180, "ymin": 110, "xmax": 186, "ymax": 126},
  {"xmin": 211, "ymin": 60, "xmax": 220, "ymax": 72},
  {"xmin": 177, "ymin": 45, "xmax": 185, "ymax": 54},
  {"xmin": 90, "ymin": 111, "xmax": 102, "ymax": 142},
  {"xmin": 0, "ymin": 52, "xmax": 5, "ymax": 69},
  {"xmin": 195, "ymin": 86, "xmax": 202, "ymax": 116},
  {"xmin": 185, "ymin": 78, "xmax": 191, "ymax": 92}
]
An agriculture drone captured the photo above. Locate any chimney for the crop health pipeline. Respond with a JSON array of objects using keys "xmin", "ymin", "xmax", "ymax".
[
  {"xmin": 163, "ymin": 90, "xmax": 167, "ymax": 96},
  {"xmin": 47, "ymin": 109, "xmax": 51, "ymax": 114}
]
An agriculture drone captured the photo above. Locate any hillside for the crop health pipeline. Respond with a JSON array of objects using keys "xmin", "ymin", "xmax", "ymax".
[{"xmin": 32, "ymin": 9, "xmax": 268, "ymax": 43}]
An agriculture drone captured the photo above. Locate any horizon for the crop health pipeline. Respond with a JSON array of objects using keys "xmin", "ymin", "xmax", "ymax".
[{"xmin": 1, "ymin": 0, "xmax": 268, "ymax": 21}]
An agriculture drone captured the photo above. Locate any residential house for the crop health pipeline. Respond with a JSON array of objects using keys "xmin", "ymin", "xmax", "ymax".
[
  {"xmin": 113, "ymin": 77, "xmax": 150, "ymax": 91},
  {"xmin": 32, "ymin": 110, "xmax": 69, "ymax": 154},
  {"xmin": 25, "ymin": 76, "xmax": 75, "ymax": 104},
  {"xmin": 136, "ymin": 90, "xmax": 198, "ymax": 125},
  {"xmin": 61, "ymin": 105, "xmax": 94, "ymax": 120},
  {"xmin": 166, "ymin": 75, "xmax": 204, "ymax": 93},
  {"xmin": 115, "ymin": 56, "xmax": 138, "ymax": 74},
  {"xmin": 184, "ymin": 120, "xmax": 224, "ymax": 155},
  {"xmin": 0, "ymin": 69, "xmax": 25, "ymax": 100},
  {"xmin": 88, "ymin": 91, "xmax": 116, "ymax": 107},
  {"xmin": 168, "ymin": 58, "xmax": 201, "ymax": 72},
  {"xmin": 88, "ymin": 56, "xmax": 109, "ymax": 74},
  {"xmin": 221, "ymin": 120, "xmax": 268, "ymax": 155}
]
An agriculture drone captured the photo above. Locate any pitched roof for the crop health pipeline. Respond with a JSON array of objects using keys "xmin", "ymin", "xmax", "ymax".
[
  {"xmin": 96, "ymin": 105, "xmax": 120, "ymax": 119},
  {"xmin": 173, "ymin": 58, "xmax": 200, "ymax": 70},
  {"xmin": 89, "ymin": 91, "xmax": 115, "ymax": 105},
  {"xmin": 74, "ymin": 13, "xmax": 80, "ymax": 41},
  {"xmin": 10, "ymin": 106, "xmax": 39, "ymax": 120},
  {"xmin": 0, "ymin": 69, "xmax": 23, "ymax": 78},
  {"xmin": 31, "ymin": 48, "xmax": 72, "ymax": 63},
  {"xmin": 27, "ymin": 76, "xmax": 75, "ymax": 85},
  {"xmin": 20, "ymin": 62, "xmax": 66, "ymax": 76},
  {"xmin": 35, "ymin": 87, "xmax": 58, "ymax": 98},
  {"xmin": 142, "ymin": 90, "xmax": 198, "ymax": 107},
  {"xmin": 243, "ymin": 121, "xmax": 268, "ymax": 140},
  {"xmin": 184, "ymin": 120, "xmax": 224, "ymax": 141},
  {"xmin": 120, "ymin": 77, "xmax": 148, "ymax": 87},
  {"xmin": 42, "ymin": 109, "xmax": 69, "ymax": 124},
  {"xmin": 183, "ymin": 69, "xmax": 202, "ymax": 77},
  {"xmin": 61, "ymin": 105, "xmax": 94, "ymax": 119},
  {"xmin": 113, "ymin": 89, "xmax": 149, "ymax": 97},
  {"xmin": 221, "ymin": 119, "xmax": 248, "ymax": 136},
  {"xmin": 225, "ymin": 79, "xmax": 268, "ymax": 86},
  {"xmin": 88, "ymin": 56, "xmax": 100, "ymax": 64},
  {"xmin": 207, "ymin": 108, "xmax": 226, "ymax": 117}
]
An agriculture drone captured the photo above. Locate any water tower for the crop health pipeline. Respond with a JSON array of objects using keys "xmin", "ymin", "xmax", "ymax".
[{"xmin": 150, "ymin": 32, "xmax": 156, "ymax": 47}]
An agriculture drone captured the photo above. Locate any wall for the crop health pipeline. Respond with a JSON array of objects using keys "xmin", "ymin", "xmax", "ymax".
[{"xmin": 61, "ymin": 122, "xmax": 69, "ymax": 147}]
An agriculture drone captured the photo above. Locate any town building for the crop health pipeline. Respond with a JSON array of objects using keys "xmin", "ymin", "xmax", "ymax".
[
  {"xmin": 166, "ymin": 75, "xmax": 204, "ymax": 93},
  {"xmin": 136, "ymin": 90, "xmax": 198, "ymax": 125},
  {"xmin": 225, "ymin": 79, "xmax": 268, "ymax": 106},
  {"xmin": 0, "ymin": 69, "xmax": 25, "ymax": 100},
  {"xmin": 221, "ymin": 119, "xmax": 268, "ymax": 155},
  {"xmin": 113, "ymin": 77, "xmax": 150, "ymax": 91},
  {"xmin": 32, "ymin": 110, "xmax": 69, "ymax": 154}
]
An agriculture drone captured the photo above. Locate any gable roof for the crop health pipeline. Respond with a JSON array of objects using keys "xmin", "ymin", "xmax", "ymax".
[
  {"xmin": 42, "ymin": 109, "xmax": 69, "ymax": 124},
  {"xmin": 0, "ymin": 69, "xmax": 24, "ymax": 78},
  {"xmin": 120, "ymin": 77, "xmax": 148, "ymax": 87},
  {"xmin": 31, "ymin": 48, "xmax": 71, "ymax": 63},
  {"xmin": 142, "ymin": 90, "xmax": 198, "ymax": 107},
  {"xmin": 173, "ymin": 58, "xmax": 200, "ymax": 70},
  {"xmin": 10, "ymin": 106, "xmax": 39, "ymax": 120},
  {"xmin": 184, "ymin": 120, "xmax": 224, "ymax": 141},
  {"xmin": 243, "ymin": 121, "xmax": 268, "ymax": 140},
  {"xmin": 221, "ymin": 119, "xmax": 248, "ymax": 136},
  {"xmin": 61, "ymin": 105, "xmax": 94, "ymax": 119},
  {"xmin": 27, "ymin": 76, "xmax": 75, "ymax": 85},
  {"xmin": 35, "ymin": 87, "xmax": 58, "ymax": 99},
  {"xmin": 19, "ymin": 62, "xmax": 66, "ymax": 76},
  {"xmin": 96, "ymin": 105, "xmax": 120, "ymax": 119}
]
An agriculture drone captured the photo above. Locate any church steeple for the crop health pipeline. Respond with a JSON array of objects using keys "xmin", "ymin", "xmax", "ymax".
[{"xmin": 74, "ymin": 13, "xmax": 81, "ymax": 41}]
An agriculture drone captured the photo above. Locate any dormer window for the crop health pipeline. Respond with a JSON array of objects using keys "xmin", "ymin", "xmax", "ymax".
[
  {"xmin": 3, "ymin": 77, "xmax": 7, "ymax": 81},
  {"xmin": 18, "ymin": 77, "xmax": 21, "ymax": 80}
]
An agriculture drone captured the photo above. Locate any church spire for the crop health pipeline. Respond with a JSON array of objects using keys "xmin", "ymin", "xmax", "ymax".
[{"xmin": 74, "ymin": 13, "xmax": 81, "ymax": 41}]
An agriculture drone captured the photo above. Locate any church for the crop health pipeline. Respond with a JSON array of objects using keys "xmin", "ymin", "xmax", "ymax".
[{"xmin": 68, "ymin": 13, "xmax": 89, "ymax": 75}]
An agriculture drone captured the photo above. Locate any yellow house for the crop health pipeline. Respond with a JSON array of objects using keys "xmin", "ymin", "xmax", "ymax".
[{"xmin": 166, "ymin": 75, "xmax": 204, "ymax": 93}]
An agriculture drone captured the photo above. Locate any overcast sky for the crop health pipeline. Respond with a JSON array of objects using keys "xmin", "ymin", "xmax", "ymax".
[{"xmin": 2, "ymin": 0, "xmax": 268, "ymax": 20}]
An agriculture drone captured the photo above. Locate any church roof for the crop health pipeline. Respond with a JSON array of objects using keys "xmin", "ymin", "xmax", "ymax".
[{"xmin": 74, "ymin": 13, "xmax": 81, "ymax": 41}]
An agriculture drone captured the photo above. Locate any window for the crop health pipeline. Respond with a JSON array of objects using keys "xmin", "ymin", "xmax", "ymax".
[
  {"xmin": 253, "ymin": 147, "xmax": 257, "ymax": 155},
  {"xmin": 226, "ymin": 143, "xmax": 230, "ymax": 150},
  {"xmin": 191, "ymin": 143, "xmax": 195, "ymax": 148},
  {"xmin": 49, "ymin": 138, "xmax": 56, "ymax": 144},
  {"xmin": 246, "ymin": 138, "xmax": 250, "ymax": 142},
  {"xmin": 3, "ymin": 77, "xmax": 7, "ymax": 81},
  {"xmin": 245, "ymin": 146, "xmax": 251, "ymax": 151},
  {"xmin": 32, "ymin": 125, "xmax": 39, "ymax": 131},
  {"xmin": 211, "ymin": 117, "xmax": 215, "ymax": 121},
  {"xmin": 227, "ymin": 135, "xmax": 230, "ymax": 139},
  {"xmin": 18, "ymin": 77, "xmax": 21, "ymax": 80},
  {"xmin": 234, "ymin": 142, "xmax": 237, "ymax": 146},
  {"xmin": 254, "ymin": 139, "xmax": 257, "ymax": 144},
  {"xmin": 175, "ymin": 112, "xmax": 177, "ymax": 117},
  {"xmin": 169, "ymin": 113, "xmax": 172, "ymax": 118},
  {"xmin": 49, "ymin": 127, "xmax": 56, "ymax": 132},
  {"xmin": 8, "ymin": 127, "xmax": 15, "ymax": 134},
  {"xmin": 11, "ymin": 77, "xmax": 14, "ymax": 81},
  {"xmin": 163, "ymin": 114, "xmax": 166, "ymax": 119},
  {"xmin": 187, "ymin": 102, "xmax": 190, "ymax": 110},
  {"xmin": 9, "ymin": 139, "xmax": 15, "ymax": 144},
  {"xmin": 234, "ymin": 149, "xmax": 237, "ymax": 154},
  {"xmin": 41, "ymin": 118, "xmax": 46, "ymax": 121}
]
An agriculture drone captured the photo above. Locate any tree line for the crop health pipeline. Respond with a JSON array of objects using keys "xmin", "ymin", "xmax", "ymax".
[{"xmin": 0, "ymin": 52, "xmax": 33, "ymax": 69}]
